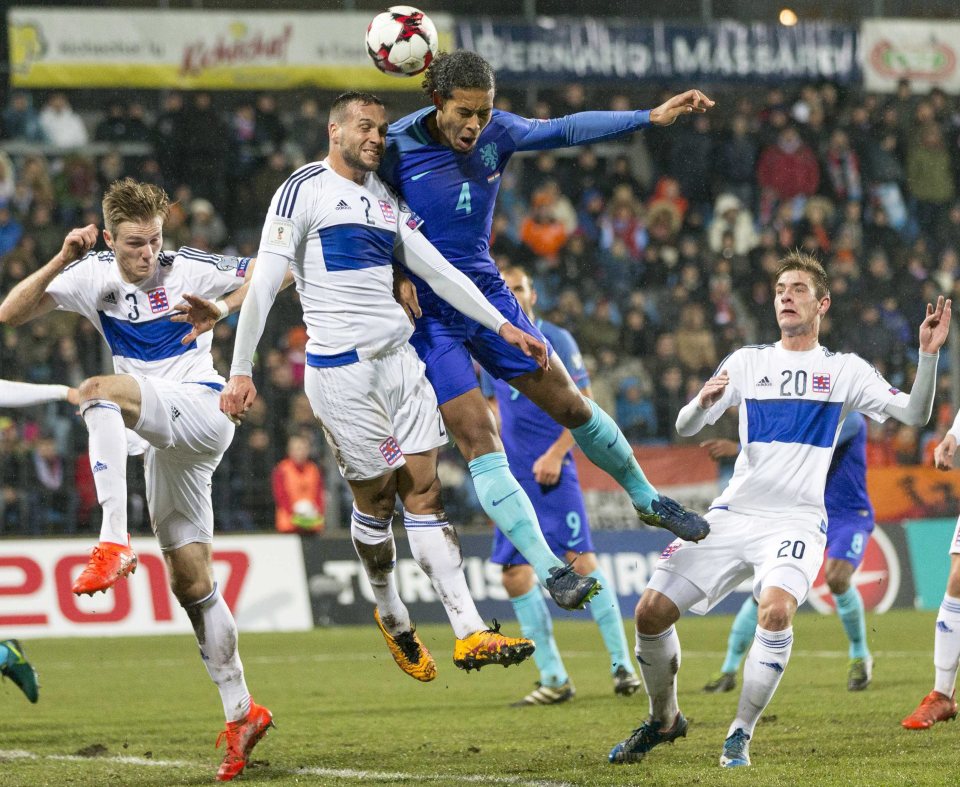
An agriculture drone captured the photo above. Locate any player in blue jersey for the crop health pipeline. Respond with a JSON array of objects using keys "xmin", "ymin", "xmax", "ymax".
[
  {"xmin": 481, "ymin": 267, "xmax": 642, "ymax": 705},
  {"xmin": 701, "ymin": 412, "xmax": 876, "ymax": 695},
  {"xmin": 381, "ymin": 50, "xmax": 716, "ymax": 610}
]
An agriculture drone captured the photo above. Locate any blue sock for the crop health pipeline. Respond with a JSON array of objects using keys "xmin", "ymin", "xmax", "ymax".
[
  {"xmin": 585, "ymin": 568, "xmax": 634, "ymax": 675},
  {"xmin": 512, "ymin": 587, "xmax": 568, "ymax": 687},
  {"xmin": 833, "ymin": 586, "xmax": 869, "ymax": 660},
  {"xmin": 569, "ymin": 399, "xmax": 657, "ymax": 511},
  {"xmin": 468, "ymin": 452, "xmax": 562, "ymax": 584},
  {"xmin": 721, "ymin": 597, "xmax": 758, "ymax": 674},
  {"xmin": 0, "ymin": 643, "xmax": 9, "ymax": 665}
]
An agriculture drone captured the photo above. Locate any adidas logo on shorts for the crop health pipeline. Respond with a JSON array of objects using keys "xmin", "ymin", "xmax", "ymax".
[
  {"xmin": 93, "ymin": 461, "xmax": 108, "ymax": 473},
  {"xmin": 335, "ymin": 200, "xmax": 350, "ymax": 211},
  {"xmin": 756, "ymin": 376, "xmax": 771, "ymax": 387}
]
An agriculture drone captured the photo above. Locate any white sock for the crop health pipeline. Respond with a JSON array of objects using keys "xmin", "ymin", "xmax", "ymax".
[
  {"xmin": 731, "ymin": 626, "xmax": 793, "ymax": 737},
  {"xmin": 404, "ymin": 511, "xmax": 486, "ymax": 639},
  {"xmin": 635, "ymin": 625, "xmax": 681, "ymax": 726},
  {"xmin": 934, "ymin": 595, "xmax": 960, "ymax": 696},
  {"xmin": 81, "ymin": 399, "xmax": 129, "ymax": 547},
  {"xmin": 351, "ymin": 506, "xmax": 411, "ymax": 635},
  {"xmin": 184, "ymin": 583, "xmax": 251, "ymax": 723}
]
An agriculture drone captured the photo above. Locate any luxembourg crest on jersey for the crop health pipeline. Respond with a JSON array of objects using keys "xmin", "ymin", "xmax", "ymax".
[
  {"xmin": 379, "ymin": 436, "xmax": 403, "ymax": 465},
  {"xmin": 812, "ymin": 372, "xmax": 830, "ymax": 393},
  {"xmin": 147, "ymin": 287, "xmax": 169, "ymax": 313},
  {"xmin": 378, "ymin": 200, "xmax": 396, "ymax": 223}
]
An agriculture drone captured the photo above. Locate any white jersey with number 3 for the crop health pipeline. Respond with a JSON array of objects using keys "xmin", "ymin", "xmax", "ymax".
[
  {"xmin": 698, "ymin": 342, "xmax": 906, "ymax": 518},
  {"xmin": 45, "ymin": 248, "xmax": 249, "ymax": 384},
  {"xmin": 257, "ymin": 158, "xmax": 423, "ymax": 362}
]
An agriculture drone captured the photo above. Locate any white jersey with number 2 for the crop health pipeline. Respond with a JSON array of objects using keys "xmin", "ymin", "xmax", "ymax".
[{"xmin": 257, "ymin": 158, "xmax": 423, "ymax": 364}]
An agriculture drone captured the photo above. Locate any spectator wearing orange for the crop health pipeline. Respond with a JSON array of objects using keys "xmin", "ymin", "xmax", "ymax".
[
  {"xmin": 272, "ymin": 434, "xmax": 325, "ymax": 534},
  {"xmin": 519, "ymin": 191, "xmax": 569, "ymax": 263}
]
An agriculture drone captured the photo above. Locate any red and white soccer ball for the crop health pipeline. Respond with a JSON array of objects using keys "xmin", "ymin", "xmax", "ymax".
[{"xmin": 366, "ymin": 6, "xmax": 439, "ymax": 77}]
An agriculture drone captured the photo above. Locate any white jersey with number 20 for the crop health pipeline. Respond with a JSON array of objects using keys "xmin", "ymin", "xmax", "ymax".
[{"xmin": 697, "ymin": 342, "xmax": 906, "ymax": 518}]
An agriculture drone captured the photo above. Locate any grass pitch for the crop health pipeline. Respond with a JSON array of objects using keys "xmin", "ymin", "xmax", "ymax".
[{"xmin": 4, "ymin": 608, "xmax": 959, "ymax": 786}]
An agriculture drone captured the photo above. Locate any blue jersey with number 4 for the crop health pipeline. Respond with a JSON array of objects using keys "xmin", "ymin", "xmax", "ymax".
[{"xmin": 381, "ymin": 107, "xmax": 651, "ymax": 288}]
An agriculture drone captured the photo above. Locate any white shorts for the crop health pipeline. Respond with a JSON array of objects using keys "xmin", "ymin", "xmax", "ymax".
[
  {"xmin": 131, "ymin": 375, "xmax": 234, "ymax": 551},
  {"xmin": 303, "ymin": 344, "xmax": 447, "ymax": 481},
  {"xmin": 647, "ymin": 507, "xmax": 828, "ymax": 615}
]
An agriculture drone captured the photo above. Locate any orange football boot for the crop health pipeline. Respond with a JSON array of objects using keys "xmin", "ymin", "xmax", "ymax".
[
  {"xmin": 216, "ymin": 700, "xmax": 274, "ymax": 782},
  {"xmin": 374, "ymin": 609, "xmax": 437, "ymax": 682},
  {"xmin": 901, "ymin": 691, "xmax": 958, "ymax": 730},
  {"xmin": 72, "ymin": 538, "xmax": 138, "ymax": 595}
]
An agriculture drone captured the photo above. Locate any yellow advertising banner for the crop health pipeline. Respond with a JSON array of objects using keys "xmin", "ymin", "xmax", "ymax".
[{"xmin": 9, "ymin": 7, "xmax": 453, "ymax": 90}]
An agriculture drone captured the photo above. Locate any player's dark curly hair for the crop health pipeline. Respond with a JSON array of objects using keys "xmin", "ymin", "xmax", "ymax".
[
  {"xmin": 421, "ymin": 51, "xmax": 495, "ymax": 98},
  {"xmin": 775, "ymin": 251, "xmax": 830, "ymax": 299},
  {"xmin": 329, "ymin": 91, "xmax": 384, "ymax": 124}
]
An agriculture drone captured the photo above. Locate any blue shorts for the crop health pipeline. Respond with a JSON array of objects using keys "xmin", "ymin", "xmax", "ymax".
[
  {"xmin": 410, "ymin": 272, "xmax": 550, "ymax": 406},
  {"xmin": 490, "ymin": 475, "xmax": 593, "ymax": 566},
  {"xmin": 825, "ymin": 512, "xmax": 875, "ymax": 570}
]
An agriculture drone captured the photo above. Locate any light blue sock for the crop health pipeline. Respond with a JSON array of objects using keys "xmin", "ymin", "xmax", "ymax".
[
  {"xmin": 468, "ymin": 452, "xmax": 563, "ymax": 584},
  {"xmin": 569, "ymin": 399, "xmax": 657, "ymax": 511},
  {"xmin": 585, "ymin": 568, "xmax": 634, "ymax": 675},
  {"xmin": 721, "ymin": 597, "xmax": 758, "ymax": 674},
  {"xmin": 512, "ymin": 587, "xmax": 568, "ymax": 687},
  {"xmin": 0, "ymin": 643, "xmax": 9, "ymax": 665},
  {"xmin": 833, "ymin": 586, "xmax": 869, "ymax": 660}
]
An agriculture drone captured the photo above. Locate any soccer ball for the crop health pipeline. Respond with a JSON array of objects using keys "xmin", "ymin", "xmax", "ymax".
[{"xmin": 366, "ymin": 6, "xmax": 438, "ymax": 77}]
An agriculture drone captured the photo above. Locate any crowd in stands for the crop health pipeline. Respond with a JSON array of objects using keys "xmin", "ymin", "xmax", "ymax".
[{"xmin": 2, "ymin": 79, "xmax": 960, "ymax": 535}]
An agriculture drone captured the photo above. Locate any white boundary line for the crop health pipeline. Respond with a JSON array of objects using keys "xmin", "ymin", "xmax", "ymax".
[
  {"xmin": 0, "ymin": 750, "xmax": 574, "ymax": 787},
  {"xmin": 30, "ymin": 648, "xmax": 927, "ymax": 671}
]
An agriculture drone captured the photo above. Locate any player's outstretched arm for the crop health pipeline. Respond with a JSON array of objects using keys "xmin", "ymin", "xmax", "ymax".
[
  {"xmin": 649, "ymin": 89, "xmax": 716, "ymax": 126},
  {"xmin": 396, "ymin": 230, "xmax": 547, "ymax": 367},
  {"xmin": 700, "ymin": 438, "xmax": 739, "ymax": 461},
  {"xmin": 220, "ymin": 375, "xmax": 258, "ymax": 424},
  {"xmin": 883, "ymin": 297, "xmax": 952, "ymax": 427},
  {"xmin": 0, "ymin": 224, "xmax": 98, "ymax": 326},
  {"xmin": 499, "ymin": 323, "xmax": 549, "ymax": 370},
  {"xmin": 935, "ymin": 433, "xmax": 958, "ymax": 471},
  {"xmin": 676, "ymin": 370, "xmax": 730, "ymax": 437},
  {"xmin": 171, "ymin": 261, "xmax": 294, "ymax": 345},
  {"xmin": 392, "ymin": 265, "xmax": 421, "ymax": 327},
  {"xmin": 919, "ymin": 295, "xmax": 952, "ymax": 354},
  {"xmin": 0, "ymin": 380, "xmax": 76, "ymax": 408},
  {"xmin": 227, "ymin": 252, "xmax": 288, "ymax": 376}
]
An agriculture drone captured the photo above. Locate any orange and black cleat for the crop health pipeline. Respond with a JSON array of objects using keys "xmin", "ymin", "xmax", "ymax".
[{"xmin": 374, "ymin": 609, "xmax": 437, "ymax": 682}]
